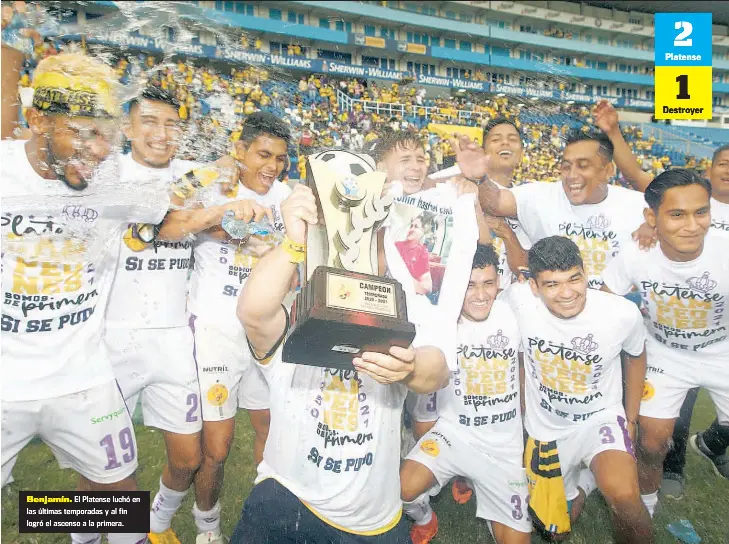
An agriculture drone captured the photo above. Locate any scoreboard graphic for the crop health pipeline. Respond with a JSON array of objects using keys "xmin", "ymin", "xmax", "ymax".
[{"xmin": 654, "ymin": 13, "xmax": 713, "ymax": 120}]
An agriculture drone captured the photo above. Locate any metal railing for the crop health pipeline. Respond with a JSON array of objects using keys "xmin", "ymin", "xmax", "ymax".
[
  {"xmin": 336, "ymin": 89, "xmax": 487, "ymax": 124},
  {"xmin": 635, "ymin": 124, "xmax": 714, "ymax": 159}
]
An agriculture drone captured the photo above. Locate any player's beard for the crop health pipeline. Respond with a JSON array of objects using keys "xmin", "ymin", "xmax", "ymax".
[{"xmin": 45, "ymin": 133, "xmax": 89, "ymax": 192}]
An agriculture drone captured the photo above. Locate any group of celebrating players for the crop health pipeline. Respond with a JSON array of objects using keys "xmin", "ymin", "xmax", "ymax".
[{"xmin": 2, "ymin": 51, "xmax": 728, "ymax": 544}]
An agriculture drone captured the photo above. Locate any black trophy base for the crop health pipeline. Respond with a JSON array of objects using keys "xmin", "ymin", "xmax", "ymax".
[{"xmin": 282, "ymin": 266, "xmax": 416, "ymax": 370}]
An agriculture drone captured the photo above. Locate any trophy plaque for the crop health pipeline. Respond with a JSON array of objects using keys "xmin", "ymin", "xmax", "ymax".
[{"xmin": 282, "ymin": 150, "xmax": 416, "ymax": 370}]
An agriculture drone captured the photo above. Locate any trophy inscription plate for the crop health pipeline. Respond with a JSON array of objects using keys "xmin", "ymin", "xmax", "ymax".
[{"xmin": 326, "ymin": 273, "xmax": 397, "ymax": 318}]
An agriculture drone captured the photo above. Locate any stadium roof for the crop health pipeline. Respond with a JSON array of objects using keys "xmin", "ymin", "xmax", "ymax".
[{"xmin": 582, "ymin": 1, "xmax": 729, "ymax": 26}]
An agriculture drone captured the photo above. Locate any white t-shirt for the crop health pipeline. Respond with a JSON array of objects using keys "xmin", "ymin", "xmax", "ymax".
[
  {"xmin": 188, "ymin": 180, "xmax": 291, "ymax": 327},
  {"xmin": 256, "ymin": 347, "xmax": 407, "ymax": 535},
  {"xmin": 601, "ymin": 234, "xmax": 729, "ymax": 367},
  {"xmin": 105, "ymin": 154, "xmax": 199, "ymax": 329},
  {"xmin": 1, "ymin": 140, "xmax": 169, "ymax": 401},
  {"xmin": 438, "ymin": 300, "xmax": 524, "ymax": 458},
  {"xmin": 711, "ymin": 197, "xmax": 729, "ymax": 239},
  {"xmin": 504, "ymin": 283, "xmax": 645, "ymax": 441},
  {"xmin": 512, "ymin": 182, "xmax": 646, "ymax": 288}
]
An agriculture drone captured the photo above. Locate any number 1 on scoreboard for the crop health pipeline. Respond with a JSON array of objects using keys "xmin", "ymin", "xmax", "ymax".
[{"xmin": 675, "ymin": 74, "xmax": 690, "ymax": 100}]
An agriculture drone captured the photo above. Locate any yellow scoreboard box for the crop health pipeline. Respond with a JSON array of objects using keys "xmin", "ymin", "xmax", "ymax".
[{"xmin": 654, "ymin": 13, "xmax": 713, "ymax": 120}]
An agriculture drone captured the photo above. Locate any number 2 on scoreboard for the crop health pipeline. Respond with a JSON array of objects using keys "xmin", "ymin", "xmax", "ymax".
[
  {"xmin": 676, "ymin": 74, "xmax": 690, "ymax": 100},
  {"xmin": 674, "ymin": 21, "xmax": 693, "ymax": 47}
]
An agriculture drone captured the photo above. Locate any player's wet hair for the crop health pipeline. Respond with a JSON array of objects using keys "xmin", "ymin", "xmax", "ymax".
[
  {"xmin": 128, "ymin": 86, "xmax": 180, "ymax": 114},
  {"xmin": 644, "ymin": 168, "xmax": 712, "ymax": 211},
  {"xmin": 239, "ymin": 111, "xmax": 292, "ymax": 147},
  {"xmin": 712, "ymin": 143, "xmax": 729, "ymax": 163},
  {"xmin": 528, "ymin": 236, "xmax": 584, "ymax": 279},
  {"xmin": 563, "ymin": 130, "xmax": 614, "ymax": 163},
  {"xmin": 372, "ymin": 131, "xmax": 424, "ymax": 163},
  {"xmin": 483, "ymin": 117, "xmax": 522, "ymax": 143},
  {"xmin": 472, "ymin": 244, "xmax": 500, "ymax": 271}
]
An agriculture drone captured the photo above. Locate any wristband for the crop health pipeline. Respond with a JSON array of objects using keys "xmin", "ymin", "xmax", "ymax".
[{"xmin": 282, "ymin": 236, "xmax": 306, "ymax": 264}]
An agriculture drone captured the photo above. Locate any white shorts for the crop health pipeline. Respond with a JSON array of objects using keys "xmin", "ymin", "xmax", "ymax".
[
  {"xmin": 106, "ymin": 326, "xmax": 202, "ymax": 434},
  {"xmin": 407, "ymin": 420, "xmax": 531, "ymax": 533},
  {"xmin": 551, "ymin": 409, "xmax": 634, "ymax": 501},
  {"xmin": 1, "ymin": 380, "xmax": 138, "ymax": 487},
  {"xmin": 191, "ymin": 315, "xmax": 270, "ymax": 421},
  {"xmin": 640, "ymin": 355, "xmax": 729, "ymax": 424},
  {"xmin": 406, "ymin": 391, "xmax": 439, "ymax": 423}
]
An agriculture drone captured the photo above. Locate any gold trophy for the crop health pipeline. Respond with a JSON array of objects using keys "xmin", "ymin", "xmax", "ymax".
[{"xmin": 283, "ymin": 150, "xmax": 416, "ymax": 369}]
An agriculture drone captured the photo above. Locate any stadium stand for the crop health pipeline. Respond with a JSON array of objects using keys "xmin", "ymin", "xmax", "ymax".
[{"xmin": 10, "ymin": 0, "xmax": 728, "ymax": 178}]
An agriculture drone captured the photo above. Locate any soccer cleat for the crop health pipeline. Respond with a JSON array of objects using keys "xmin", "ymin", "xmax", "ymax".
[
  {"xmin": 660, "ymin": 472, "xmax": 685, "ymax": 501},
  {"xmin": 691, "ymin": 433, "xmax": 729, "ymax": 479},
  {"xmin": 410, "ymin": 511, "xmax": 439, "ymax": 544},
  {"xmin": 451, "ymin": 478, "xmax": 473, "ymax": 505},
  {"xmin": 195, "ymin": 530, "xmax": 227, "ymax": 544},
  {"xmin": 147, "ymin": 529, "xmax": 181, "ymax": 544}
]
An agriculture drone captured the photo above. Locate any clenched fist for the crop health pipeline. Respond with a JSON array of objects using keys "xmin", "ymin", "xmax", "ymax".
[{"xmin": 281, "ymin": 184, "xmax": 318, "ymax": 245}]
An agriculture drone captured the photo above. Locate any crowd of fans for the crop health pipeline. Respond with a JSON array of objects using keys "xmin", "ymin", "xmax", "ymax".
[{"xmin": 14, "ymin": 37, "xmax": 685, "ymax": 184}]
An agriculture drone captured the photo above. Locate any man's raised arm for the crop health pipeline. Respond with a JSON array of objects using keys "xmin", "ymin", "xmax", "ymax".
[
  {"xmin": 448, "ymin": 135, "xmax": 517, "ymax": 217},
  {"xmin": 158, "ymin": 195, "xmax": 272, "ymax": 242},
  {"xmin": 593, "ymin": 100, "xmax": 653, "ymax": 192},
  {"xmin": 237, "ymin": 184, "xmax": 318, "ymax": 358},
  {"xmin": 158, "ymin": 157, "xmax": 273, "ymax": 242}
]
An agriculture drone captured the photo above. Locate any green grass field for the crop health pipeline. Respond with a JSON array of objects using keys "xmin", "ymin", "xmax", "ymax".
[{"xmin": 2, "ymin": 390, "xmax": 728, "ymax": 543}]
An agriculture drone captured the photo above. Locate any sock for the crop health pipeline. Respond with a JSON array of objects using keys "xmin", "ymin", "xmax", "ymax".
[
  {"xmin": 150, "ymin": 478, "xmax": 189, "ymax": 534},
  {"xmin": 70, "ymin": 534, "xmax": 101, "ymax": 544},
  {"xmin": 577, "ymin": 468, "xmax": 597, "ymax": 497},
  {"xmin": 107, "ymin": 534, "xmax": 148, "ymax": 544},
  {"xmin": 641, "ymin": 491, "xmax": 658, "ymax": 518},
  {"xmin": 193, "ymin": 501, "xmax": 221, "ymax": 534},
  {"xmin": 403, "ymin": 492, "xmax": 433, "ymax": 526}
]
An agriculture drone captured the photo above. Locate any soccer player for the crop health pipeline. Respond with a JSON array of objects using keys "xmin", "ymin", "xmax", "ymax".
[
  {"xmin": 375, "ymin": 132, "xmax": 491, "ymax": 447},
  {"xmin": 102, "ymin": 86, "xmax": 202, "ymax": 544},
  {"xmin": 375, "ymin": 133, "xmax": 454, "ymax": 443},
  {"xmin": 600, "ymin": 169, "xmax": 729, "ymax": 519},
  {"xmin": 505, "ymin": 236, "xmax": 653, "ymax": 543},
  {"xmin": 401, "ymin": 244, "xmax": 531, "ymax": 544},
  {"xmin": 1, "ymin": 53, "xmax": 169, "ymax": 544},
  {"xmin": 454, "ymin": 130, "xmax": 646, "ymax": 288},
  {"xmin": 230, "ymin": 183, "xmax": 449, "ymax": 543},
  {"xmin": 432, "ymin": 118, "xmax": 530, "ymax": 289},
  {"xmin": 595, "ymin": 101, "xmax": 729, "ymax": 493},
  {"xmin": 375, "ymin": 131, "xmax": 430, "ymax": 197},
  {"xmin": 161, "ymin": 112, "xmax": 291, "ymax": 543},
  {"xmin": 434, "ymin": 119, "xmax": 532, "ymax": 503}
]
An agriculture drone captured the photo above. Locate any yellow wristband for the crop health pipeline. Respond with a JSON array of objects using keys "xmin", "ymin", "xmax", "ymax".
[{"xmin": 282, "ymin": 236, "xmax": 306, "ymax": 264}]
